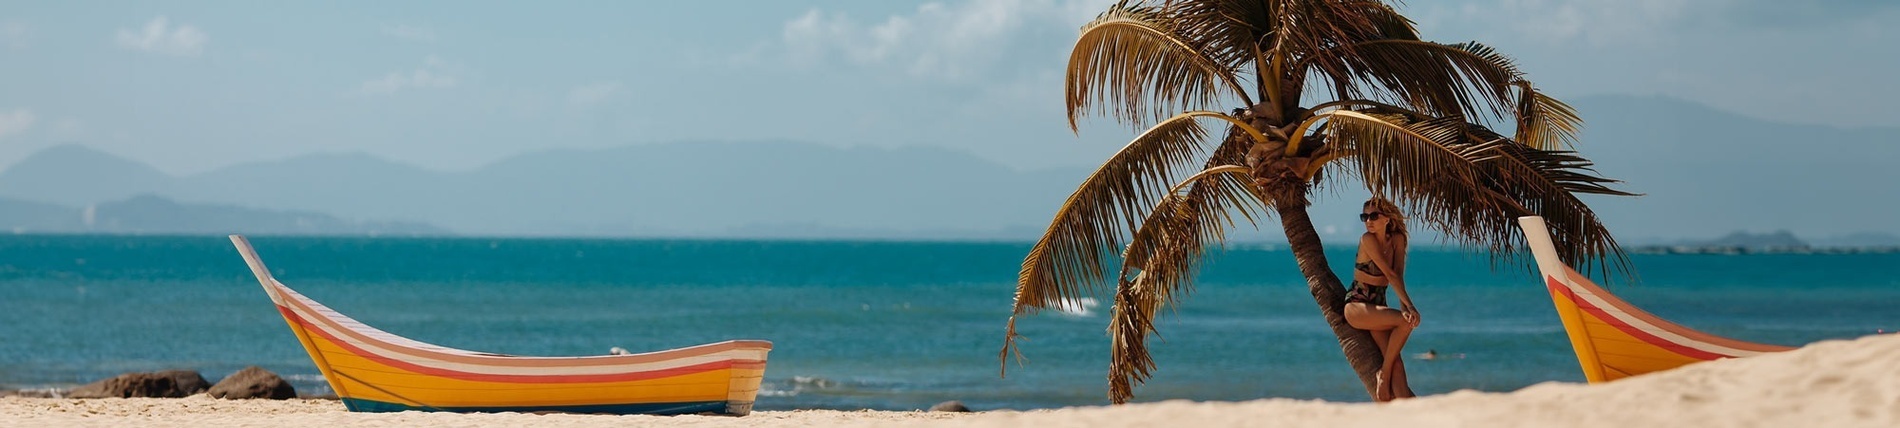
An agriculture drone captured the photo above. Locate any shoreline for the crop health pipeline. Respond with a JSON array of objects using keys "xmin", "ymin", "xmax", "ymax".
[{"xmin": 5, "ymin": 333, "xmax": 1895, "ymax": 427}]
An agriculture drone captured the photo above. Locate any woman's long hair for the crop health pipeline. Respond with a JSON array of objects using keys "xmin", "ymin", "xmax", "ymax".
[{"xmin": 1364, "ymin": 197, "xmax": 1406, "ymax": 236}]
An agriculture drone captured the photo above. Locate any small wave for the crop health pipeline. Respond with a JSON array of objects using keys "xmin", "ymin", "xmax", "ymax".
[
  {"xmin": 789, "ymin": 376, "xmax": 838, "ymax": 388},
  {"xmin": 758, "ymin": 375, "xmax": 844, "ymax": 397},
  {"xmin": 4, "ymin": 387, "xmax": 68, "ymax": 398},
  {"xmin": 281, "ymin": 374, "xmax": 328, "ymax": 382},
  {"xmin": 1052, "ymin": 297, "xmax": 1099, "ymax": 317}
]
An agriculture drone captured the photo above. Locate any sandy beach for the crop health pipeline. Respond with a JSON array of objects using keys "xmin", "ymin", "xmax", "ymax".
[{"xmin": 6, "ymin": 332, "xmax": 1894, "ymax": 428}]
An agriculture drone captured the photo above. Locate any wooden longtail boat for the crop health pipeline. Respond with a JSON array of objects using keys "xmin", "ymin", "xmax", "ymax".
[
  {"xmin": 229, "ymin": 235, "xmax": 772, "ymax": 415},
  {"xmin": 1517, "ymin": 216, "xmax": 1792, "ymax": 383}
]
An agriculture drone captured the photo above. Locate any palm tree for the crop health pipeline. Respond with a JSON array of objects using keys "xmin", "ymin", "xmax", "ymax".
[{"xmin": 998, "ymin": 0, "xmax": 1636, "ymax": 403}]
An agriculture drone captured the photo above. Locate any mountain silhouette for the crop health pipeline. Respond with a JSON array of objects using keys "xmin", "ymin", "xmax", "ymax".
[
  {"xmin": 1, "ymin": 95, "xmax": 1895, "ymax": 241},
  {"xmin": 0, "ymin": 145, "xmax": 171, "ymax": 207},
  {"xmin": 0, "ymin": 141, "xmax": 1086, "ymax": 238},
  {"xmin": 1569, "ymin": 94, "xmax": 1900, "ymax": 240},
  {"xmin": 0, "ymin": 194, "xmax": 446, "ymax": 236}
]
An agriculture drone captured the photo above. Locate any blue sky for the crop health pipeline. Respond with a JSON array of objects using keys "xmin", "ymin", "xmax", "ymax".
[{"xmin": 2, "ymin": 0, "xmax": 1897, "ymax": 176}]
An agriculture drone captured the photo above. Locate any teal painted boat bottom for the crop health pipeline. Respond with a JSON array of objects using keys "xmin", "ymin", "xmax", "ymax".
[{"xmin": 339, "ymin": 398, "xmax": 738, "ymax": 415}]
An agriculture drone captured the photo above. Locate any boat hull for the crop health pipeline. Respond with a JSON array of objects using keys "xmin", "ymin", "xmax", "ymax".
[
  {"xmin": 231, "ymin": 235, "xmax": 771, "ymax": 415},
  {"xmin": 1518, "ymin": 217, "xmax": 1790, "ymax": 383}
]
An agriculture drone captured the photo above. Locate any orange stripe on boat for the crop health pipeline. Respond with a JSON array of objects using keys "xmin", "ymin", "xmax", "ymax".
[{"xmin": 280, "ymin": 305, "xmax": 757, "ymax": 384}]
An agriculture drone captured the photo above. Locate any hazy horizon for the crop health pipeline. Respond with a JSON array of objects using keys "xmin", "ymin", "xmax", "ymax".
[
  {"xmin": 4, "ymin": 92, "xmax": 1898, "ymax": 246},
  {"xmin": 2, "ymin": 1, "xmax": 1897, "ymax": 243}
]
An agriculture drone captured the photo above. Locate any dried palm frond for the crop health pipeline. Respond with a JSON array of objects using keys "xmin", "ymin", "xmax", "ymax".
[
  {"xmin": 1004, "ymin": 112, "xmax": 1267, "ymax": 376},
  {"xmin": 1512, "ymin": 82, "xmax": 1583, "ymax": 150},
  {"xmin": 1067, "ymin": 2, "xmax": 1252, "ymax": 132},
  {"xmin": 1301, "ymin": 40, "xmax": 1524, "ymax": 124},
  {"xmin": 1315, "ymin": 109, "xmax": 1633, "ymax": 280},
  {"xmin": 1109, "ymin": 140, "xmax": 1264, "ymax": 403}
]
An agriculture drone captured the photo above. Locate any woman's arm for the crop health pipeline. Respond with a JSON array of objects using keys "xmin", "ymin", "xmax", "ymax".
[
  {"xmin": 1387, "ymin": 234, "xmax": 1413, "ymax": 312},
  {"xmin": 1361, "ymin": 234, "xmax": 1403, "ymax": 291}
]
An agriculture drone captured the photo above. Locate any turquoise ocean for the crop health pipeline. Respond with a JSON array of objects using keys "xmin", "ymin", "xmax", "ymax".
[{"xmin": 1, "ymin": 235, "xmax": 1895, "ymax": 411}]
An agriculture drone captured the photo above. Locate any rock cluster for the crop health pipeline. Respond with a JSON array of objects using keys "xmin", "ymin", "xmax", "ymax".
[
  {"xmin": 67, "ymin": 370, "xmax": 210, "ymax": 399},
  {"xmin": 208, "ymin": 366, "xmax": 297, "ymax": 400},
  {"xmin": 929, "ymin": 400, "xmax": 973, "ymax": 412},
  {"xmin": 62, "ymin": 367, "xmax": 296, "ymax": 400}
]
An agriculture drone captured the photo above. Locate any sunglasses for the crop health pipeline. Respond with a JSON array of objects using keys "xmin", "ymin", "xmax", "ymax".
[{"xmin": 1359, "ymin": 212, "xmax": 1384, "ymax": 221}]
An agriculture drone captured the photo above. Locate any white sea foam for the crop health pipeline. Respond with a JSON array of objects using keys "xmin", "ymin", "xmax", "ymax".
[{"xmin": 1052, "ymin": 297, "xmax": 1099, "ymax": 317}]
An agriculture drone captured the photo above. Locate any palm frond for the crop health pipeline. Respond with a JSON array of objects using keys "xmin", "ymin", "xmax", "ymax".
[
  {"xmin": 1108, "ymin": 140, "xmax": 1264, "ymax": 403},
  {"xmin": 1013, "ymin": 115, "xmax": 1208, "ymax": 313},
  {"xmin": 1513, "ymin": 82, "xmax": 1583, "ymax": 150},
  {"xmin": 1004, "ymin": 112, "xmax": 1256, "ymax": 376},
  {"xmin": 1454, "ymin": 122, "xmax": 1631, "ymax": 278},
  {"xmin": 1317, "ymin": 110, "xmax": 1634, "ymax": 280},
  {"xmin": 1068, "ymin": 3, "xmax": 1252, "ymax": 132},
  {"xmin": 1107, "ymin": 271, "xmax": 1162, "ymax": 405},
  {"xmin": 1300, "ymin": 40, "xmax": 1523, "ymax": 124},
  {"xmin": 1156, "ymin": 1, "xmax": 1270, "ymax": 76}
]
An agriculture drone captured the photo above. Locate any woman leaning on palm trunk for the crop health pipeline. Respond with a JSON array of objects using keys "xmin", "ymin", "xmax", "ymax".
[{"xmin": 1343, "ymin": 197, "xmax": 1420, "ymax": 402}]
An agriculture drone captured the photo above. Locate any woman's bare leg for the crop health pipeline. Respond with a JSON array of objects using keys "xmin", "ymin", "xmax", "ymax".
[
  {"xmin": 1348, "ymin": 303, "xmax": 1412, "ymax": 402},
  {"xmin": 1369, "ymin": 328, "xmax": 1393, "ymax": 401},
  {"xmin": 1382, "ymin": 321, "xmax": 1415, "ymax": 400},
  {"xmin": 1392, "ymin": 359, "xmax": 1414, "ymax": 398}
]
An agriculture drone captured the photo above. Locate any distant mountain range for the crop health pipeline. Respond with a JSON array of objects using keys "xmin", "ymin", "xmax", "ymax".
[
  {"xmin": 1567, "ymin": 95, "xmax": 1900, "ymax": 243},
  {"xmin": 0, "ymin": 195, "xmax": 446, "ymax": 236},
  {"xmin": 0, "ymin": 95, "xmax": 1896, "ymax": 243},
  {"xmin": 0, "ymin": 141, "xmax": 1086, "ymax": 238}
]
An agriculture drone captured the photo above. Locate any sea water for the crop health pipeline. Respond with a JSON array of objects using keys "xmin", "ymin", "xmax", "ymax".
[{"xmin": 1, "ymin": 235, "xmax": 1894, "ymax": 410}]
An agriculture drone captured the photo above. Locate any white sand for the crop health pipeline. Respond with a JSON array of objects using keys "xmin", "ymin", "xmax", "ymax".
[{"xmin": 6, "ymin": 333, "xmax": 1896, "ymax": 428}]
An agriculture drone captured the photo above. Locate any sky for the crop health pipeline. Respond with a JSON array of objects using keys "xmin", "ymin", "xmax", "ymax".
[{"xmin": 1, "ymin": 0, "xmax": 1897, "ymax": 177}]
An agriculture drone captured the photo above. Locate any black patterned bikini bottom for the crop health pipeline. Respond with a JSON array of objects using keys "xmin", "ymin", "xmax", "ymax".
[{"xmin": 1344, "ymin": 280, "xmax": 1387, "ymax": 306}]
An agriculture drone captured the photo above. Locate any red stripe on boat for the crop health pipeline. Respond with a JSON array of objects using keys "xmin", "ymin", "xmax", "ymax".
[{"xmin": 1546, "ymin": 276, "xmax": 1728, "ymax": 361}]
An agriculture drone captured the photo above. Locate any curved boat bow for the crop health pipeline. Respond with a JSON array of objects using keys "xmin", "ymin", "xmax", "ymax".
[{"xmin": 1517, "ymin": 217, "xmax": 1790, "ymax": 383}]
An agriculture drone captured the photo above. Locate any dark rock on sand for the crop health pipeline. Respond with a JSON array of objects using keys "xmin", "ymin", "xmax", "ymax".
[
  {"xmin": 68, "ymin": 370, "xmax": 210, "ymax": 398},
  {"xmin": 208, "ymin": 366, "xmax": 297, "ymax": 400},
  {"xmin": 929, "ymin": 400, "xmax": 973, "ymax": 412}
]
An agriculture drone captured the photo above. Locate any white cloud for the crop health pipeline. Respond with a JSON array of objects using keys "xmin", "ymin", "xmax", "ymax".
[
  {"xmin": 769, "ymin": 0, "xmax": 1112, "ymax": 80},
  {"xmin": 1497, "ymin": 0, "xmax": 1697, "ymax": 45},
  {"xmin": 116, "ymin": 16, "xmax": 207, "ymax": 56},
  {"xmin": 0, "ymin": 109, "xmax": 37, "ymax": 140},
  {"xmin": 382, "ymin": 24, "xmax": 437, "ymax": 42},
  {"xmin": 1427, "ymin": 0, "xmax": 1892, "ymax": 46},
  {"xmin": 358, "ymin": 56, "xmax": 461, "ymax": 94},
  {"xmin": 567, "ymin": 81, "xmax": 624, "ymax": 107},
  {"xmin": 2, "ymin": 21, "xmax": 28, "ymax": 50}
]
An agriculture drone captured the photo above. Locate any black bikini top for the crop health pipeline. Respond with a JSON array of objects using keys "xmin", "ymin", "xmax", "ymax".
[{"xmin": 1355, "ymin": 260, "xmax": 1384, "ymax": 277}]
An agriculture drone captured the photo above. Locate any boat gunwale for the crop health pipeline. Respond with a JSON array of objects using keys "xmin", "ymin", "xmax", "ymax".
[{"xmin": 272, "ymin": 280, "xmax": 772, "ymax": 367}]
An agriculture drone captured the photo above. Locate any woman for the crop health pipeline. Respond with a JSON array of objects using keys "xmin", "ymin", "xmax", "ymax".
[{"xmin": 1344, "ymin": 197, "xmax": 1420, "ymax": 402}]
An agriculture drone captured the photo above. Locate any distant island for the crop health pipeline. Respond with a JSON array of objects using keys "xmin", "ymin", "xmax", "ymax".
[{"xmin": 1630, "ymin": 230, "xmax": 1900, "ymax": 255}]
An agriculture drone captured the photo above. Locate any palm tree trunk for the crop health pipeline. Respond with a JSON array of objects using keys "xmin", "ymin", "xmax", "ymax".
[{"xmin": 1274, "ymin": 202, "xmax": 1407, "ymax": 398}]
